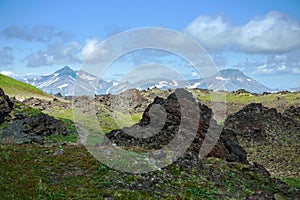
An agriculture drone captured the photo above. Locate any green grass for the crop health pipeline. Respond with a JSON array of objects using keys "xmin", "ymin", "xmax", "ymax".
[
  {"xmin": 45, "ymin": 118, "xmax": 78, "ymax": 144},
  {"xmin": 45, "ymin": 133, "xmax": 78, "ymax": 144},
  {"xmin": 280, "ymin": 177, "xmax": 300, "ymax": 189},
  {"xmin": 13, "ymin": 103, "xmax": 42, "ymax": 117},
  {"xmin": 46, "ymin": 105, "xmax": 142, "ymax": 134},
  {"xmin": 95, "ymin": 105, "xmax": 142, "ymax": 134},
  {"xmin": 0, "ymin": 74, "xmax": 51, "ymax": 100},
  {"xmin": 1, "ymin": 144, "xmax": 295, "ymax": 199},
  {"xmin": 45, "ymin": 107, "xmax": 74, "ymax": 121}
]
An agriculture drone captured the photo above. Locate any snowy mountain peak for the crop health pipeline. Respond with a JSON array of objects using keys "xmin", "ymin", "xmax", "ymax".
[
  {"xmin": 218, "ymin": 69, "xmax": 245, "ymax": 78},
  {"xmin": 57, "ymin": 66, "xmax": 73, "ymax": 73},
  {"xmin": 54, "ymin": 66, "xmax": 76, "ymax": 79}
]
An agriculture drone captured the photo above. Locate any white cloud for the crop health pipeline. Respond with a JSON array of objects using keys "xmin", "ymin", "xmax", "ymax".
[
  {"xmin": 237, "ymin": 12, "xmax": 300, "ymax": 53},
  {"xmin": 25, "ymin": 38, "xmax": 110, "ymax": 67},
  {"xmin": 233, "ymin": 48, "xmax": 300, "ymax": 76},
  {"xmin": 185, "ymin": 11, "xmax": 300, "ymax": 53},
  {"xmin": 185, "ymin": 16, "xmax": 235, "ymax": 51},
  {"xmin": 292, "ymin": 68, "xmax": 300, "ymax": 74},
  {"xmin": 249, "ymin": 49, "xmax": 300, "ymax": 75},
  {"xmin": 251, "ymin": 64, "xmax": 289, "ymax": 75},
  {"xmin": 0, "ymin": 70, "xmax": 15, "ymax": 76},
  {"xmin": 76, "ymin": 38, "xmax": 104, "ymax": 62},
  {"xmin": 78, "ymin": 38, "xmax": 99, "ymax": 59},
  {"xmin": 26, "ymin": 41, "xmax": 82, "ymax": 67}
]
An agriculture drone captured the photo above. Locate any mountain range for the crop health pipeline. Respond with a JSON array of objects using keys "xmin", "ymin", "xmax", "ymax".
[{"xmin": 16, "ymin": 66, "xmax": 272, "ymax": 96}]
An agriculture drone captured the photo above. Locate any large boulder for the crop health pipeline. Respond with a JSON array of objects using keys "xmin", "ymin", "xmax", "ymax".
[
  {"xmin": 104, "ymin": 89, "xmax": 248, "ymax": 167},
  {"xmin": 0, "ymin": 113, "xmax": 68, "ymax": 144},
  {"xmin": 0, "ymin": 87, "xmax": 13, "ymax": 124}
]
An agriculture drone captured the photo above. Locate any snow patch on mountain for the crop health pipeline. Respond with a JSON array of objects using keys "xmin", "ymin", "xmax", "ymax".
[
  {"xmin": 57, "ymin": 83, "xmax": 69, "ymax": 89},
  {"xmin": 216, "ymin": 76, "xmax": 229, "ymax": 81},
  {"xmin": 187, "ymin": 82, "xmax": 201, "ymax": 89}
]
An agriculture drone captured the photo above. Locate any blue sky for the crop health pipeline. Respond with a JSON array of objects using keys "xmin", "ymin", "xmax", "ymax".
[{"xmin": 0, "ymin": 0, "xmax": 300, "ymax": 89}]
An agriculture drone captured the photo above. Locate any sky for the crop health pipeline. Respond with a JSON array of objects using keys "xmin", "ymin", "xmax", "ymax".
[{"xmin": 0, "ymin": 0, "xmax": 300, "ymax": 89}]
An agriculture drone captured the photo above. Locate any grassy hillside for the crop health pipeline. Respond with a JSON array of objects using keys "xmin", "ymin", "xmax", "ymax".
[{"xmin": 0, "ymin": 74, "xmax": 52, "ymax": 100}]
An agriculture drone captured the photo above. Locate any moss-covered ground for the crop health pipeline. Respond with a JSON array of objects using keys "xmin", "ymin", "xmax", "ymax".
[{"xmin": 1, "ymin": 144, "xmax": 297, "ymax": 199}]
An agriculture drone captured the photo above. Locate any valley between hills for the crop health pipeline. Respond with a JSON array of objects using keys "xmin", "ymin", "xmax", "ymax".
[{"xmin": 0, "ymin": 74, "xmax": 299, "ymax": 199}]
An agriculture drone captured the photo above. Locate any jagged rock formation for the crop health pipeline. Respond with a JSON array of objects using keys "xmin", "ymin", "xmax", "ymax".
[
  {"xmin": 0, "ymin": 88, "xmax": 14, "ymax": 124},
  {"xmin": 224, "ymin": 103, "xmax": 300, "ymax": 144},
  {"xmin": 1, "ymin": 113, "xmax": 68, "ymax": 144},
  {"xmin": 0, "ymin": 87, "xmax": 72, "ymax": 145},
  {"xmin": 105, "ymin": 89, "xmax": 248, "ymax": 166}
]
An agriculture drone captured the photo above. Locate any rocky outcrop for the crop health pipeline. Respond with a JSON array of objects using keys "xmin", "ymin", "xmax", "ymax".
[
  {"xmin": 0, "ymin": 88, "xmax": 14, "ymax": 124},
  {"xmin": 95, "ymin": 88, "xmax": 172, "ymax": 113},
  {"xmin": 0, "ymin": 113, "xmax": 68, "ymax": 144},
  {"xmin": 0, "ymin": 88, "xmax": 74, "ymax": 145},
  {"xmin": 22, "ymin": 97, "xmax": 52, "ymax": 110},
  {"xmin": 104, "ymin": 89, "xmax": 248, "ymax": 166},
  {"xmin": 283, "ymin": 106, "xmax": 300, "ymax": 122},
  {"xmin": 224, "ymin": 103, "xmax": 300, "ymax": 144}
]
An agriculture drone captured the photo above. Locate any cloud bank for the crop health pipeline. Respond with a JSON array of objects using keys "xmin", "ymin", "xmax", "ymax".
[
  {"xmin": 25, "ymin": 38, "xmax": 103, "ymax": 67},
  {"xmin": 185, "ymin": 11, "xmax": 300, "ymax": 54}
]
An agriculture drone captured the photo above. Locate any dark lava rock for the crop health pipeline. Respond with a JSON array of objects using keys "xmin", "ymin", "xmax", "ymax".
[
  {"xmin": 283, "ymin": 106, "xmax": 300, "ymax": 122},
  {"xmin": 0, "ymin": 113, "xmax": 68, "ymax": 144},
  {"xmin": 22, "ymin": 97, "xmax": 71, "ymax": 111},
  {"xmin": 234, "ymin": 89, "xmax": 251, "ymax": 94},
  {"xmin": 104, "ymin": 89, "xmax": 248, "ymax": 168},
  {"xmin": 246, "ymin": 162, "xmax": 271, "ymax": 177},
  {"xmin": 22, "ymin": 97, "xmax": 51, "ymax": 110},
  {"xmin": 224, "ymin": 103, "xmax": 300, "ymax": 144},
  {"xmin": 54, "ymin": 92, "xmax": 63, "ymax": 98},
  {"xmin": 246, "ymin": 191, "xmax": 275, "ymax": 200},
  {"xmin": 64, "ymin": 96, "xmax": 73, "ymax": 100},
  {"xmin": 0, "ymin": 87, "xmax": 14, "ymax": 124},
  {"xmin": 220, "ymin": 129, "xmax": 248, "ymax": 163}
]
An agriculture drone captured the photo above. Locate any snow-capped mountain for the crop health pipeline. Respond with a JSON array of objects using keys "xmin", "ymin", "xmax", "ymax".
[
  {"xmin": 17, "ymin": 67, "xmax": 271, "ymax": 96},
  {"xmin": 19, "ymin": 66, "xmax": 119, "ymax": 96},
  {"xmin": 109, "ymin": 69, "xmax": 271, "ymax": 94},
  {"xmin": 20, "ymin": 66, "xmax": 77, "ymax": 95},
  {"xmin": 188, "ymin": 69, "xmax": 271, "ymax": 93}
]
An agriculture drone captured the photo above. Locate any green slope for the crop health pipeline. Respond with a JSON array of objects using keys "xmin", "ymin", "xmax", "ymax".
[{"xmin": 0, "ymin": 74, "xmax": 52, "ymax": 100}]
